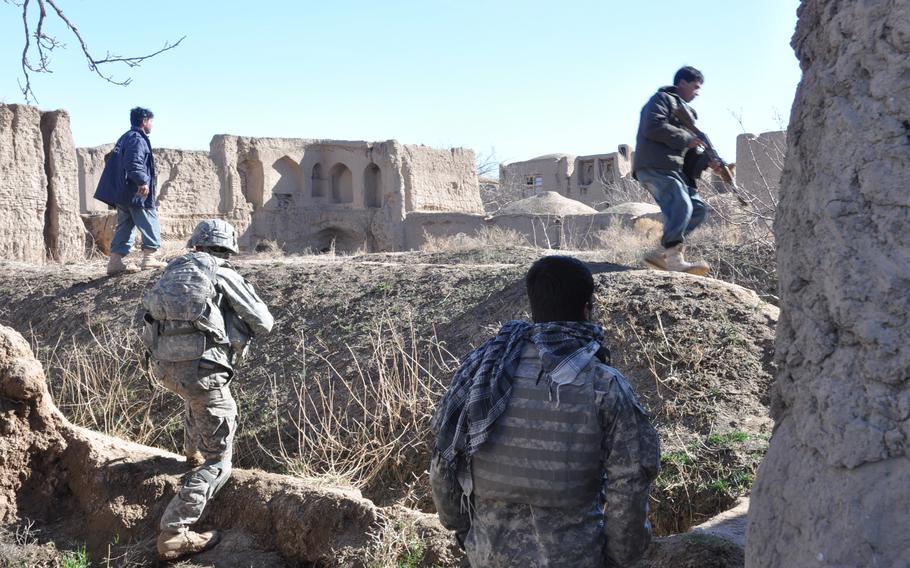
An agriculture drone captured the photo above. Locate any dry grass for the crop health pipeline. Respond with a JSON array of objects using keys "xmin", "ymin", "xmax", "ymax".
[
  {"xmin": 363, "ymin": 514, "xmax": 427, "ymax": 568},
  {"xmin": 262, "ymin": 312, "xmax": 457, "ymax": 503},
  {"xmin": 34, "ymin": 325, "xmax": 181, "ymax": 449},
  {"xmin": 421, "ymin": 226, "xmax": 528, "ymax": 252},
  {"xmin": 0, "ymin": 521, "xmax": 91, "ymax": 568}
]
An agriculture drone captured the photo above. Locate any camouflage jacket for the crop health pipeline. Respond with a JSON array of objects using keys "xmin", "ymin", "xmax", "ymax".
[
  {"xmin": 430, "ymin": 343, "xmax": 660, "ymax": 567},
  {"xmin": 200, "ymin": 262, "xmax": 274, "ymax": 371}
]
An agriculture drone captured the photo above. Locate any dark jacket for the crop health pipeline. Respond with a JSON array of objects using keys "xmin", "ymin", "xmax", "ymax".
[
  {"xmin": 632, "ymin": 86, "xmax": 698, "ymax": 177},
  {"xmin": 93, "ymin": 127, "xmax": 156, "ymax": 209}
]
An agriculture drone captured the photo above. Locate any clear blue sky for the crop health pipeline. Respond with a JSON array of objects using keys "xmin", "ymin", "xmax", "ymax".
[{"xmin": 1, "ymin": 0, "xmax": 801, "ymax": 164}]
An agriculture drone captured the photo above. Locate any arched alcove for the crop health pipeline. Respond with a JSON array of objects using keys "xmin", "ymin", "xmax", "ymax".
[
  {"xmin": 310, "ymin": 227, "xmax": 363, "ymax": 253},
  {"xmin": 239, "ymin": 158, "xmax": 265, "ymax": 210},
  {"xmin": 270, "ymin": 157, "xmax": 302, "ymax": 208},
  {"xmin": 364, "ymin": 164, "xmax": 382, "ymax": 208},
  {"xmin": 311, "ymin": 163, "xmax": 326, "ymax": 198},
  {"xmin": 330, "ymin": 163, "xmax": 353, "ymax": 204}
]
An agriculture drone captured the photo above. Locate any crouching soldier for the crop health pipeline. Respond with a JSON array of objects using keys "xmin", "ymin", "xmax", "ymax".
[
  {"xmin": 430, "ymin": 255, "xmax": 660, "ymax": 567},
  {"xmin": 141, "ymin": 219, "xmax": 274, "ymax": 560}
]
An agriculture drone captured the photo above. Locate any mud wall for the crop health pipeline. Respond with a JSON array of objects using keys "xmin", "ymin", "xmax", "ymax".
[
  {"xmin": 747, "ymin": 1, "xmax": 910, "ymax": 566},
  {"xmin": 400, "ymin": 145, "xmax": 482, "ymax": 213},
  {"xmin": 0, "ymin": 104, "xmax": 85, "ymax": 263},
  {"xmin": 735, "ymin": 130, "xmax": 786, "ymax": 210}
]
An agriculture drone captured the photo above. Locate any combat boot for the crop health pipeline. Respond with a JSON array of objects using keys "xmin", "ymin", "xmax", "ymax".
[
  {"xmin": 185, "ymin": 451, "xmax": 204, "ymax": 468},
  {"xmin": 106, "ymin": 253, "xmax": 139, "ymax": 276},
  {"xmin": 664, "ymin": 244, "xmax": 710, "ymax": 276},
  {"xmin": 139, "ymin": 249, "xmax": 167, "ymax": 270},
  {"xmin": 157, "ymin": 528, "xmax": 219, "ymax": 560},
  {"xmin": 643, "ymin": 247, "xmax": 669, "ymax": 271}
]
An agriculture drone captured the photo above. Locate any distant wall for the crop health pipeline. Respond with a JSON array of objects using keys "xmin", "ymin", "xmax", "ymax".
[
  {"xmin": 736, "ymin": 130, "xmax": 786, "ymax": 209},
  {"xmin": 403, "ymin": 203, "xmax": 662, "ymax": 251},
  {"xmin": 401, "ymin": 145, "xmax": 482, "ymax": 213}
]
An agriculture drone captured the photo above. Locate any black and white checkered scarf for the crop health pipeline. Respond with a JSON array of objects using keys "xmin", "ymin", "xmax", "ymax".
[{"xmin": 432, "ymin": 319, "xmax": 605, "ymax": 477}]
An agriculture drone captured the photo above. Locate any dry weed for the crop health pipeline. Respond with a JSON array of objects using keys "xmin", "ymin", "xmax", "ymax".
[
  {"xmin": 34, "ymin": 324, "xmax": 181, "ymax": 449},
  {"xmin": 421, "ymin": 226, "xmax": 528, "ymax": 252},
  {"xmin": 583, "ymin": 224, "xmax": 655, "ymax": 265},
  {"xmin": 262, "ymin": 312, "xmax": 457, "ymax": 497},
  {"xmin": 363, "ymin": 513, "xmax": 426, "ymax": 568}
]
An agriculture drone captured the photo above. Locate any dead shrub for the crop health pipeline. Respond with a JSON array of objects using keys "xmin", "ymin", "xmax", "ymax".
[
  {"xmin": 34, "ymin": 324, "xmax": 182, "ymax": 449},
  {"xmin": 262, "ymin": 311, "xmax": 457, "ymax": 506},
  {"xmin": 421, "ymin": 226, "xmax": 527, "ymax": 252}
]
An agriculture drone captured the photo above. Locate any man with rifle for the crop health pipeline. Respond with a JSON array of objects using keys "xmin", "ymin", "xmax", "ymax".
[{"xmin": 633, "ymin": 66, "xmax": 728, "ymax": 275}]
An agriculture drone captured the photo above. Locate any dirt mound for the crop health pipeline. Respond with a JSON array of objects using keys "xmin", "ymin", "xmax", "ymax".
[
  {"xmin": 0, "ymin": 250, "xmax": 776, "ymax": 547},
  {"xmin": 497, "ymin": 191, "xmax": 597, "ymax": 216}
]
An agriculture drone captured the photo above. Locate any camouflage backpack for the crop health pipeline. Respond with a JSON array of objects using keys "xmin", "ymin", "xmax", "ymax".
[
  {"xmin": 144, "ymin": 252, "xmax": 219, "ymax": 322},
  {"xmin": 142, "ymin": 252, "xmax": 221, "ymax": 362}
]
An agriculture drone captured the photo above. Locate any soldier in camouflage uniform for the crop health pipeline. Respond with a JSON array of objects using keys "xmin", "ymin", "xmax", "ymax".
[
  {"xmin": 430, "ymin": 256, "xmax": 660, "ymax": 567},
  {"xmin": 142, "ymin": 219, "xmax": 274, "ymax": 560}
]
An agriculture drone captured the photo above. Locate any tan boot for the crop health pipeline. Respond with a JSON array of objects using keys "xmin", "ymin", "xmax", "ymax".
[
  {"xmin": 106, "ymin": 253, "xmax": 139, "ymax": 276},
  {"xmin": 185, "ymin": 451, "xmax": 204, "ymax": 468},
  {"xmin": 139, "ymin": 249, "xmax": 167, "ymax": 270},
  {"xmin": 664, "ymin": 244, "xmax": 710, "ymax": 276},
  {"xmin": 157, "ymin": 528, "xmax": 219, "ymax": 560},
  {"xmin": 643, "ymin": 247, "xmax": 669, "ymax": 271}
]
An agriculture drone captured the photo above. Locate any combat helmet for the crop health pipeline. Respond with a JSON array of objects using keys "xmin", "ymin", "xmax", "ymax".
[{"xmin": 189, "ymin": 219, "xmax": 239, "ymax": 254}]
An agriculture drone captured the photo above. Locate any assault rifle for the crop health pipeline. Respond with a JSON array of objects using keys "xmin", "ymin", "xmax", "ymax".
[{"xmin": 673, "ymin": 106, "xmax": 749, "ymax": 205}]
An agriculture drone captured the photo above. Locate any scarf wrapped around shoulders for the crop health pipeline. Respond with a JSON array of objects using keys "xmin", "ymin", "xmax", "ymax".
[{"xmin": 432, "ymin": 319, "xmax": 605, "ymax": 477}]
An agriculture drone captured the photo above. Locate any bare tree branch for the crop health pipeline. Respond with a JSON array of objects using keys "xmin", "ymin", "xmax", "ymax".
[{"xmin": 7, "ymin": 0, "xmax": 185, "ymax": 103}]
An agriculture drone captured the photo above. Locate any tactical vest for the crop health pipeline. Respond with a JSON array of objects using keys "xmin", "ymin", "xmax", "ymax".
[
  {"xmin": 471, "ymin": 344, "xmax": 603, "ymax": 509},
  {"xmin": 142, "ymin": 252, "xmax": 227, "ymax": 362}
]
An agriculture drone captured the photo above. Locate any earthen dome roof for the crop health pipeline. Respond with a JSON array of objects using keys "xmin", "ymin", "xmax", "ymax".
[{"xmin": 497, "ymin": 191, "xmax": 598, "ymax": 216}]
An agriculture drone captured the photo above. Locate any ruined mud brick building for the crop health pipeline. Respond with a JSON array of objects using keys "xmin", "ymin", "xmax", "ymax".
[
  {"xmin": 498, "ymin": 145, "xmax": 635, "ymax": 209},
  {"xmin": 77, "ymin": 135, "xmax": 483, "ymax": 254},
  {"xmin": 500, "ymin": 133, "xmax": 786, "ymax": 212}
]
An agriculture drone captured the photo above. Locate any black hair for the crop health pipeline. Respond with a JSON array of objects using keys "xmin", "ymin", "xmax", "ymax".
[
  {"xmin": 525, "ymin": 255, "xmax": 594, "ymax": 323},
  {"xmin": 673, "ymin": 66, "xmax": 704, "ymax": 86},
  {"xmin": 130, "ymin": 107, "xmax": 154, "ymax": 127}
]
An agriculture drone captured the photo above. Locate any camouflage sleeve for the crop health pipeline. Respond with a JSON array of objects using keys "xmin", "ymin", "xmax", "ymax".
[
  {"xmin": 599, "ymin": 370, "xmax": 661, "ymax": 567},
  {"xmin": 216, "ymin": 267, "xmax": 274, "ymax": 336},
  {"xmin": 429, "ymin": 454, "xmax": 470, "ymax": 547}
]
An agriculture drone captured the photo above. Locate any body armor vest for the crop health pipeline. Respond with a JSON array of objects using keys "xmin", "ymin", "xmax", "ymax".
[{"xmin": 471, "ymin": 344, "xmax": 603, "ymax": 508}]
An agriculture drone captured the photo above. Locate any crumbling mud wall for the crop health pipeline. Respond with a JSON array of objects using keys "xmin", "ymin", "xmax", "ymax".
[
  {"xmin": 39, "ymin": 111, "xmax": 86, "ymax": 261},
  {"xmin": 0, "ymin": 104, "xmax": 85, "ymax": 263},
  {"xmin": 400, "ymin": 145, "xmax": 483, "ymax": 213},
  {"xmin": 735, "ymin": 130, "xmax": 786, "ymax": 217},
  {"xmin": 747, "ymin": 1, "xmax": 910, "ymax": 566},
  {"xmin": 0, "ymin": 105, "xmax": 46, "ymax": 263}
]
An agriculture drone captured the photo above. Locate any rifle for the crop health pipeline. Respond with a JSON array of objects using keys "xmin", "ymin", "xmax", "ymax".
[{"xmin": 673, "ymin": 106, "xmax": 749, "ymax": 205}]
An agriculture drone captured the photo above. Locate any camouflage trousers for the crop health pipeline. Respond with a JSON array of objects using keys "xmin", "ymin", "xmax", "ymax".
[{"xmin": 154, "ymin": 359, "xmax": 237, "ymax": 532}]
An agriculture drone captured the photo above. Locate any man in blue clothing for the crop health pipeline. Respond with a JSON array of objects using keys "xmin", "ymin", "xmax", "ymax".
[{"xmin": 94, "ymin": 107, "xmax": 168, "ymax": 275}]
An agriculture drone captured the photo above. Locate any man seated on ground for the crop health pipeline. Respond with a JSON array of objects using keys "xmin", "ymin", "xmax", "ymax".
[{"xmin": 429, "ymin": 255, "xmax": 660, "ymax": 567}]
